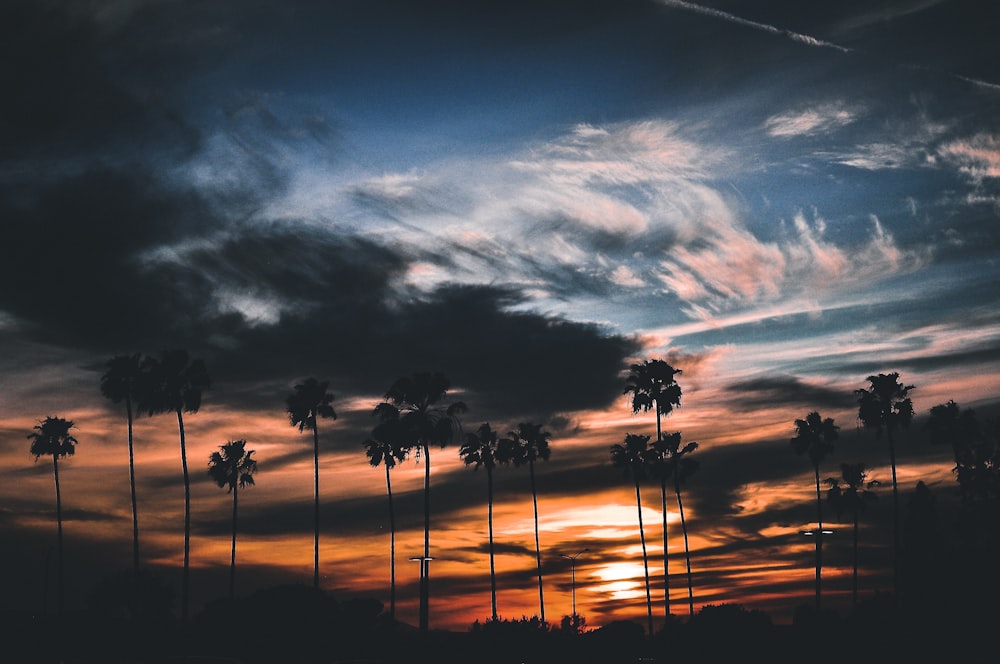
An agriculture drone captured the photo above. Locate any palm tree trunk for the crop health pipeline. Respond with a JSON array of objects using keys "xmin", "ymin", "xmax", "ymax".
[
  {"xmin": 420, "ymin": 442, "xmax": 431, "ymax": 633},
  {"xmin": 813, "ymin": 465, "xmax": 823, "ymax": 611},
  {"xmin": 127, "ymin": 396, "xmax": 139, "ymax": 578},
  {"xmin": 177, "ymin": 410, "xmax": 190, "ymax": 625},
  {"xmin": 660, "ymin": 478, "xmax": 670, "ymax": 620},
  {"xmin": 385, "ymin": 465, "xmax": 395, "ymax": 619},
  {"xmin": 634, "ymin": 480, "xmax": 653, "ymax": 636},
  {"xmin": 888, "ymin": 429, "xmax": 899, "ymax": 604},
  {"xmin": 529, "ymin": 460, "xmax": 545, "ymax": 623},
  {"xmin": 230, "ymin": 484, "xmax": 238, "ymax": 601},
  {"xmin": 312, "ymin": 421, "xmax": 321, "ymax": 589},
  {"xmin": 53, "ymin": 455, "xmax": 64, "ymax": 618},
  {"xmin": 675, "ymin": 478, "xmax": 694, "ymax": 618},
  {"xmin": 488, "ymin": 466, "xmax": 497, "ymax": 621}
]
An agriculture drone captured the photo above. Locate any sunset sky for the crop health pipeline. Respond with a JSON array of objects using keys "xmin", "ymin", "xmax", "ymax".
[{"xmin": 2, "ymin": 0, "xmax": 999, "ymax": 633}]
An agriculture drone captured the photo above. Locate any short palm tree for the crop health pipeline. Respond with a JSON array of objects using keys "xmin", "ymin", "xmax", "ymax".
[
  {"xmin": 610, "ymin": 433, "xmax": 654, "ymax": 636},
  {"xmin": 826, "ymin": 462, "xmax": 879, "ymax": 611},
  {"xmin": 926, "ymin": 400, "xmax": 989, "ymax": 504},
  {"xmin": 137, "ymin": 349, "xmax": 210, "ymax": 624},
  {"xmin": 791, "ymin": 411, "xmax": 838, "ymax": 611},
  {"xmin": 100, "ymin": 353, "xmax": 146, "ymax": 578},
  {"xmin": 207, "ymin": 439, "xmax": 257, "ymax": 601},
  {"xmin": 28, "ymin": 416, "xmax": 78, "ymax": 618},
  {"xmin": 649, "ymin": 431, "xmax": 699, "ymax": 619},
  {"xmin": 364, "ymin": 415, "xmax": 408, "ymax": 619},
  {"xmin": 459, "ymin": 422, "xmax": 504, "ymax": 620},
  {"xmin": 856, "ymin": 372, "xmax": 914, "ymax": 600},
  {"xmin": 286, "ymin": 377, "xmax": 337, "ymax": 590},
  {"xmin": 373, "ymin": 371, "xmax": 466, "ymax": 633},
  {"xmin": 504, "ymin": 421, "xmax": 553, "ymax": 625},
  {"xmin": 624, "ymin": 358, "xmax": 682, "ymax": 617}
]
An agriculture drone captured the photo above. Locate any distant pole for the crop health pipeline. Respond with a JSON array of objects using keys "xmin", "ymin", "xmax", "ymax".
[
  {"xmin": 562, "ymin": 548, "xmax": 589, "ymax": 618},
  {"xmin": 410, "ymin": 556, "xmax": 433, "ymax": 629}
]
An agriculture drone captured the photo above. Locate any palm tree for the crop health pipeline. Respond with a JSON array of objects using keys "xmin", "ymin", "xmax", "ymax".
[
  {"xmin": 364, "ymin": 415, "xmax": 409, "ymax": 619},
  {"xmin": 855, "ymin": 372, "xmax": 914, "ymax": 601},
  {"xmin": 28, "ymin": 416, "xmax": 78, "ymax": 618},
  {"xmin": 791, "ymin": 411, "xmax": 839, "ymax": 611},
  {"xmin": 459, "ymin": 422, "xmax": 505, "ymax": 621},
  {"xmin": 649, "ymin": 431, "xmax": 699, "ymax": 619},
  {"xmin": 136, "ymin": 349, "xmax": 210, "ymax": 624},
  {"xmin": 207, "ymin": 439, "xmax": 257, "ymax": 601},
  {"xmin": 100, "ymin": 353, "xmax": 146, "ymax": 578},
  {"xmin": 826, "ymin": 462, "xmax": 879, "ymax": 611},
  {"xmin": 373, "ymin": 371, "xmax": 466, "ymax": 633},
  {"xmin": 925, "ymin": 400, "xmax": 987, "ymax": 504},
  {"xmin": 285, "ymin": 377, "xmax": 337, "ymax": 590},
  {"xmin": 624, "ymin": 358, "xmax": 682, "ymax": 618},
  {"xmin": 504, "ymin": 421, "xmax": 553, "ymax": 625},
  {"xmin": 610, "ymin": 433, "xmax": 654, "ymax": 636}
]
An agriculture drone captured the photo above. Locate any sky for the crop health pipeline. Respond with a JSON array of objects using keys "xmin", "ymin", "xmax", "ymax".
[{"xmin": 2, "ymin": 0, "xmax": 999, "ymax": 633}]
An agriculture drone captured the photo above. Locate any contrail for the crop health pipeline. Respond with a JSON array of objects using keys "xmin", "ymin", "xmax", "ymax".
[
  {"xmin": 658, "ymin": 0, "xmax": 852, "ymax": 53},
  {"xmin": 659, "ymin": 0, "xmax": 1000, "ymax": 91}
]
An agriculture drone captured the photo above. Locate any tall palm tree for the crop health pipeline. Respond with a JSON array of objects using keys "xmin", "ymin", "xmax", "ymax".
[
  {"xmin": 28, "ymin": 416, "xmax": 78, "ymax": 618},
  {"xmin": 855, "ymin": 372, "xmax": 914, "ymax": 601},
  {"xmin": 624, "ymin": 358, "xmax": 682, "ymax": 618},
  {"xmin": 791, "ymin": 411, "xmax": 839, "ymax": 611},
  {"xmin": 364, "ymin": 415, "xmax": 408, "ymax": 619},
  {"xmin": 207, "ymin": 439, "xmax": 257, "ymax": 601},
  {"xmin": 100, "ymin": 353, "xmax": 146, "ymax": 578},
  {"xmin": 459, "ymin": 422, "xmax": 505, "ymax": 621},
  {"xmin": 286, "ymin": 377, "xmax": 337, "ymax": 590},
  {"xmin": 650, "ymin": 431, "xmax": 699, "ymax": 619},
  {"xmin": 504, "ymin": 421, "xmax": 552, "ymax": 625},
  {"xmin": 373, "ymin": 371, "xmax": 466, "ymax": 633},
  {"xmin": 826, "ymin": 462, "xmax": 879, "ymax": 611},
  {"xmin": 137, "ymin": 349, "xmax": 210, "ymax": 624},
  {"xmin": 610, "ymin": 433, "xmax": 654, "ymax": 636}
]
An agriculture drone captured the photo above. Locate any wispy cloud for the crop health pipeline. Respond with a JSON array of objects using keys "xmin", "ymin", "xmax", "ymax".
[{"xmin": 765, "ymin": 104, "xmax": 858, "ymax": 138}]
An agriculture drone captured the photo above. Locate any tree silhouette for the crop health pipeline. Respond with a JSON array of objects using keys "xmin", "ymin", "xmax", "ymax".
[
  {"xmin": 505, "ymin": 421, "xmax": 553, "ymax": 625},
  {"xmin": 624, "ymin": 358, "xmax": 682, "ymax": 618},
  {"xmin": 207, "ymin": 439, "xmax": 257, "ymax": 601},
  {"xmin": 459, "ymin": 422, "xmax": 506, "ymax": 621},
  {"xmin": 649, "ymin": 431, "xmax": 699, "ymax": 618},
  {"xmin": 286, "ymin": 377, "xmax": 337, "ymax": 589},
  {"xmin": 926, "ymin": 400, "xmax": 991, "ymax": 505},
  {"xmin": 610, "ymin": 432, "xmax": 654, "ymax": 636},
  {"xmin": 791, "ymin": 411, "xmax": 838, "ymax": 611},
  {"xmin": 99, "ymin": 353, "xmax": 146, "ymax": 579},
  {"xmin": 374, "ymin": 371, "xmax": 466, "ymax": 632},
  {"xmin": 364, "ymin": 414, "xmax": 408, "ymax": 619},
  {"xmin": 826, "ymin": 462, "xmax": 879, "ymax": 611},
  {"xmin": 28, "ymin": 416, "xmax": 78, "ymax": 618},
  {"xmin": 137, "ymin": 349, "xmax": 210, "ymax": 624},
  {"xmin": 856, "ymin": 372, "xmax": 914, "ymax": 601}
]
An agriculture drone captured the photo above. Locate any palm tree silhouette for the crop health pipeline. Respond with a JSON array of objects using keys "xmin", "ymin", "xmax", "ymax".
[
  {"xmin": 459, "ymin": 422, "xmax": 505, "ymax": 621},
  {"xmin": 826, "ymin": 462, "xmax": 879, "ymax": 611},
  {"xmin": 286, "ymin": 377, "xmax": 337, "ymax": 590},
  {"xmin": 926, "ymin": 400, "xmax": 989, "ymax": 504},
  {"xmin": 364, "ymin": 415, "xmax": 409, "ymax": 619},
  {"xmin": 624, "ymin": 358, "xmax": 682, "ymax": 618},
  {"xmin": 374, "ymin": 371, "xmax": 466, "ymax": 633},
  {"xmin": 28, "ymin": 416, "xmax": 78, "ymax": 618},
  {"xmin": 650, "ymin": 431, "xmax": 699, "ymax": 619},
  {"xmin": 207, "ymin": 439, "xmax": 257, "ymax": 601},
  {"xmin": 137, "ymin": 349, "xmax": 210, "ymax": 624},
  {"xmin": 610, "ymin": 433, "xmax": 654, "ymax": 636},
  {"xmin": 791, "ymin": 411, "xmax": 838, "ymax": 612},
  {"xmin": 856, "ymin": 372, "xmax": 914, "ymax": 602},
  {"xmin": 100, "ymin": 353, "xmax": 146, "ymax": 578},
  {"xmin": 505, "ymin": 421, "xmax": 552, "ymax": 625}
]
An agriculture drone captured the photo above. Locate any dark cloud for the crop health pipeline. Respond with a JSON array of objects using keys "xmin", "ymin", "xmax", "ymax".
[{"xmin": 722, "ymin": 375, "xmax": 855, "ymax": 412}]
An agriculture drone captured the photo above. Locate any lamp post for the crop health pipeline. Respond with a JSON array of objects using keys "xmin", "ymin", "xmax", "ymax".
[
  {"xmin": 409, "ymin": 555, "xmax": 434, "ymax": 629},
  {"xmin": 561, "ymin": 548, "xmax": 589, "ymax": 618},
  {"xmin": 800, "ymin": 529, "xmax": 833, "ymax": 611}
]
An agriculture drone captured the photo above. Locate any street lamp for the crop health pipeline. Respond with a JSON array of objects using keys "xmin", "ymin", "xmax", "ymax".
[
  {"xmin": 799, "ymin": 529, "xmax": 833, "ymax": 610},
  {"xmin": 561, "ymin": 548, "xmax": 589, "ymax": 618},
  {"xmin": 408, "ymin": 555, "xmax": 434, "ymax": 628}
]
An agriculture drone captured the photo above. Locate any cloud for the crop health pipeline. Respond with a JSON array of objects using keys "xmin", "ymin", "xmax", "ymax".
[
  {"xmin": 764, "ymin": 104, "xmax": 858, "ymax": 138},
  {"xmin": 938, "ymin": 133, "xmax": 1000, "ymax": 182}
]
